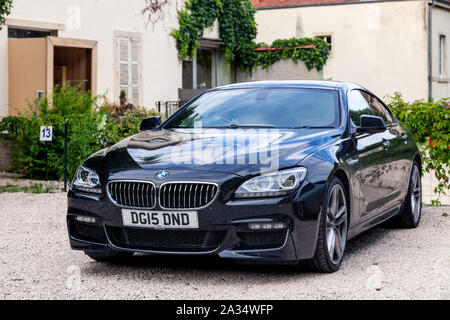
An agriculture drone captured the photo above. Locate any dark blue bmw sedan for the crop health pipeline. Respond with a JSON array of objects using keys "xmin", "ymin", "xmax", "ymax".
[{"xmin": 67, "ymin": 81, "xmax": 422, "ymax": 272}]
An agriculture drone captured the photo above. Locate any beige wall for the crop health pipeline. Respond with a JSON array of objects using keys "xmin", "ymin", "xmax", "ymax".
[
  {"xmin": 0, "ymin": 0, "xmax": 184, "ymax": 117},
  {"xmin": 253, "ymin": 0, "xmax": 430, "ymax": 102},
  {"xmin": 0, "ymin": 27, "xmax": 8, "ymax": 117},
  {"xmin": 431, "ymin": 5, "xmax": 450, "ymax": 100}
]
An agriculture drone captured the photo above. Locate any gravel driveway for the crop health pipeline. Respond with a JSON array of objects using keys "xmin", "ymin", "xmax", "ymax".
[{"xmin": 0, "ymin": 191, "xmax": 449, "ymax": 300}]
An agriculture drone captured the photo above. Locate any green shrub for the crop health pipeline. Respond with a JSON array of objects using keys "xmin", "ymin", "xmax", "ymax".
[
  {"xmin": 170, "ymin": 0, "xmax": 329, "ymax": 73},
  {"xmin": 0, "ymin": 85, "xmax": 102, "ymax": 180},
  {"xmin": 386, "ymin": 93, "xmax": 449, "ymax": 201},
  {"xmin": 254, "ymin": 37, "xmax": 330, "ymax": 71},
  {"xmin": 0, "ymin": 85, "xmax": 163, "ymax": 180},
  {"xmin": 99, "ymin": 103, "xmax": 162, "ymax": 146},
  {"xmin": 0, "ymin": 0, "xmax": 13, "ymax": 29}
]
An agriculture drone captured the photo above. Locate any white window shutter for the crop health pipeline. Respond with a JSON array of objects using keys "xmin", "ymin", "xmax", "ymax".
[
  {"xmin": 118, "ymin": 36, "xmax": 140, "ymax": 105},
  {"xmin": 130, "ymin": 39, "xmax": 140, "ymax": 105}
]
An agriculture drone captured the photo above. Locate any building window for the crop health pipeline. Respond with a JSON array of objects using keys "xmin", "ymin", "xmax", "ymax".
[
  {"xmin": 439, "ymin": 35, "xmax": 446, "ymax": 78},
  {"xmin": 117, "ymin": 36, "xmax": 141, "ymax": 105},
  {"xmin": 8, "ymin": 27, "xmax": 57, "ymax": 38},
  {"xmin": 182, "ymin": 47, "xmax": 233, "ymax": 90},
  {"xmin": 316, "ymin": 35, "xmax": 332, "ymax": 54}
]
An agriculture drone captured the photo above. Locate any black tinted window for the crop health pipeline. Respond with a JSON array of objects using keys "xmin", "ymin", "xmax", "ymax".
[
  {"xmin": 365, "ymin": 94, "xmax": 394, "ymax": 125},
  {"xmin": 164, "ymin": 88, "xmax": 340, "ymax": 129},
  {"xmin": 348, "ymin": 90, "xmax": 372, "ymax": 126},
  {"xmin": 8, "ymin": 28, "xmax": 53, "ymax": 38}
]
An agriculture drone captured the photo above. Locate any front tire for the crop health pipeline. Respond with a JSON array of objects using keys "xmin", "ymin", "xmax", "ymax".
[
  {"xmin": 307, "ymin": 177, "xmax": 348, "ymax": 273},
  {"xmin": 85, "ymin": 250, "xmax": 133, "ymax": 263},
  {"xmin": 390, "ymin": 161, "xmax": 422, "ymax": 228}
]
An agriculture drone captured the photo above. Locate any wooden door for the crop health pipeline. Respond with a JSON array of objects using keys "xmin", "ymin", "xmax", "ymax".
[{"xmin": 8, "ymin": 38, "xmax": 47, "ymax": 115}]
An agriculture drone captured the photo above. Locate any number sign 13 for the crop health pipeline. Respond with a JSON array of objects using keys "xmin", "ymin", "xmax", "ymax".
[{"xmin": 40, "ymin": 126, "xmax": 53, "ymax": 142}]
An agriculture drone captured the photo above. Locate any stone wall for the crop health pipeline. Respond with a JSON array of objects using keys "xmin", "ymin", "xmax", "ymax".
[
  {"xmin": 0, "ymin": 140, "xmax": 12, "ymax": 171},
  {"xmin": 422, "ymin": 171, "xmax": 450, "ymax": 205},
  {"xmin": 237, "ymin": 59, "xmax": 323, "ymax": 82}
]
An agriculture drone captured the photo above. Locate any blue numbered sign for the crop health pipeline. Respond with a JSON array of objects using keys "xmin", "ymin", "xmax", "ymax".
[{"xmin": 40, "ymin": 126, "xmax": 53, "ymax": 142}]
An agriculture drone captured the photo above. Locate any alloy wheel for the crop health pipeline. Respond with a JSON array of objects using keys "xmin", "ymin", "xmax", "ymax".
[
  {"xmin": 326, "ymin": 184, "xmax": 348, "ymax": 264},
  {"xmin": 410, "ymin": 166, "xmax": 422, "ymax": 224}
]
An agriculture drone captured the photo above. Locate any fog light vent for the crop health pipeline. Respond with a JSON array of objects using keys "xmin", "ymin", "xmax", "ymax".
[
  {"xmin": 248, "ymin": 222, "xmax": 287, "ymax": 230},
  {"xmin": 75, "ymin": 216, "xmax": 96, "ymax": 224}
]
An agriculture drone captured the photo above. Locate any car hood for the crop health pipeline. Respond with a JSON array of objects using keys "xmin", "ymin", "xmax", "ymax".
[{"xmin": 98, "ymin": 128, "xmax": 341, "ymax": 177}]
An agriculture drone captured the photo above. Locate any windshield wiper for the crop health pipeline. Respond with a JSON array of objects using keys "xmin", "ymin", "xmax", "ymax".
[
  {"xmin": 205, "ymin": 124, "xmax": 277, "ymax": 129},
  {"xmin": 292, "ymin": 126, "xmax": 335, "ymax": 129}
]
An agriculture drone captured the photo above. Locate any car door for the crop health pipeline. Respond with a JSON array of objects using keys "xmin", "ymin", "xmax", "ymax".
[
  {"xmin": 347, "ymin": 90, "xmax": 393, "ymax": 221},
  {"xmin": 366, "ymin": 94, "xmax": 411, "ymax": 206}
]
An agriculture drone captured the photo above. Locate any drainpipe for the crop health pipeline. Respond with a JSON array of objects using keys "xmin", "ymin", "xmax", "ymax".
[{"xmin": 428, "ymin": 0, "xmax": 437, "ymax": 101}]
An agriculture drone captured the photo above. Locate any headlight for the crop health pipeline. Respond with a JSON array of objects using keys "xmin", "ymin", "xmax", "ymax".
[
  {"xmin": 235, "ymin": 167, "xmax": 307, "ymax": 198},
  {"xmin": 73, "ymin": 166, "xmax": 102, "ymax": 194}
]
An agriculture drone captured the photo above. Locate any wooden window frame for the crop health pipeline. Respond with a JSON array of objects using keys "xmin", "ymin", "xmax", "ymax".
[
  {"xmin": 6, "ymin": 18, "xmax": 65, "ymax": 32},
  {"xmin": 314, "ymin": 33, "xmax": 333, "ymax": 56},
  {"xmin": 46, "ymin": 37, "xmax": 98, "ymax": 98},
  {"xmin": 439, "ymin": 34, "xmax": 447, "ymax": 79}
]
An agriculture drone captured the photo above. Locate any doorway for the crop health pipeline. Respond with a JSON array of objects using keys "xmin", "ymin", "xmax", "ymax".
[
  {"xmin": 8, "ymin": 36, "xmax": 97, "ymax": 115},
  {"xmin": 53, "ymin": 46, "xmax": 93, "ymax": 91}
]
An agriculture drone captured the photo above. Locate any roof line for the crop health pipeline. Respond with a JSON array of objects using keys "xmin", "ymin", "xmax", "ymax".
[{"xmin": 254, "ymin": 0, "xmax": 428, "ymax": 11}]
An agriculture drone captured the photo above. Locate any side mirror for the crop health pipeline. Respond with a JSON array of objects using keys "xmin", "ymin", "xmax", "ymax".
[
  {"xmin": 140, "ymin": 116, "xmax": 161, "ymax": 131},
  {"xmin": 357, "ymin": 115, "xmax": 386, "ymax": 133}
]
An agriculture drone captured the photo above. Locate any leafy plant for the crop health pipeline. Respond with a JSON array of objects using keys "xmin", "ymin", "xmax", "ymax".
[
  {"xmin": 0, "ymin": 85, "xmax": 101, "ymax": 180},
  {"xmin": 119, "ymin": 90, "xmax": 127, "ymax": 105},
  {"xmin": 99, "ymin": 103, "xmax": 162, "ymax": 146},
  {"xmin": 0, "ymin": 183, "xmax": 55, "ymax": 193},
  {"xmin": 0, "ymin": 0, "xmax": 13, "ymax": 29},
  {"xmin": 386, "ymin": 93, "xmax": 450, "ymax": 201},
  {"xmin": 171, "ymin": 0, "xmax": 224, "ymax": 61},
  {"xmin": 219, "ymin": 0, "xmax": 257, "ymax": 72},
  {"xmin": 30, "ymin": 183, "xmax": 55, "ymax": 194},
  {"xmin": 0, "ymin": 183, "xmax": 27, "ymax": 193},
  {"xmin": 254, "ymin": 37, "xmax": 330, "ymax": 71},
  {"xmin": 0, "ymin": 85, "xmax": 164, "ymax": 181},
  {"xmin": 170, "ymin": 0, "xmax": 329, "ymax": 73}
]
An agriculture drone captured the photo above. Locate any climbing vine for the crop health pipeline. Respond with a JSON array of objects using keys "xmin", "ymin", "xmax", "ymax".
[
  {"xmin": 254, "ymin": 38, "xmax": 330, "ymax": 71},
  {"xmin": 218, "ymin": 0, "xmax": 257, "ymax": 72},
  {"xmin": 0, "ymin": 0, "xmax": 13, "ymax": 30},
  {"xmin": 171, "ymin": 0, "xmax": 329, "ymax": 73},
  {"xmin": 171, "ymin": 0, "xmax": 225, "ymax": 61},
  {"xmin": 142, "ymin": 0, "xmax": 169, "ymax": 28}
]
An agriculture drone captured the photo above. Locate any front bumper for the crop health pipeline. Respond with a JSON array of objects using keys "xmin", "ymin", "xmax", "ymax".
[{"xmin": 67, "ymin": 171, "xmax": 326, "ymax": 264}]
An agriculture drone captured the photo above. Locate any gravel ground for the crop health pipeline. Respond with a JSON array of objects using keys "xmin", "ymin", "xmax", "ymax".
[
  {"xmin": 0, "ymin": 172, "xmax": 64, "ymax": 193},
  {"xmin": 0, "ymin": 191, "xmax": 449, "ymax": 300}
]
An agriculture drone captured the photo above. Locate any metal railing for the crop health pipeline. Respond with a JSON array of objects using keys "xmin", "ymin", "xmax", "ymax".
[{"xmin": 155, "ymin": 101, "xmax": 185, "ymax": 119}]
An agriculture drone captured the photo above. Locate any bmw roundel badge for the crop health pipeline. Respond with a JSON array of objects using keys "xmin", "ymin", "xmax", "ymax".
[{"xmin": 156, "ymin": 171, "xmax": 169, "ymax": 180}]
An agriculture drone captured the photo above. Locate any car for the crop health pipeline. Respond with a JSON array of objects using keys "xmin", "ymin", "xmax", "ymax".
[{"xmin": 67, "ymin": 80, "xmax": 422, "ymax": 273}]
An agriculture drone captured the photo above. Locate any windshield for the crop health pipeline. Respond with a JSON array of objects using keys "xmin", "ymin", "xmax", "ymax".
[{"xmin": 163, "ymin": 88, "xmax": 340, "ymax": 129}]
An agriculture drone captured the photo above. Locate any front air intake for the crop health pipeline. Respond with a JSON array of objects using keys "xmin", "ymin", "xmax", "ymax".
[
  {"xmin": 107, "ymin": 181, "xmax": 156, "ymax": 209},
  {"xmin": 159, "ymin": 182, "xmax": 218, "ymax": 209}
]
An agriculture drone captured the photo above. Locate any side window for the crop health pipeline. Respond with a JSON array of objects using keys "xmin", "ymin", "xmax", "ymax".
[
  {"xmin": 347, "ymin": 90, "xmax": 373, "ymax": 126},
  {"xmin": 361, "ymin": 92, "xmax": 394, "ymax": 125}
]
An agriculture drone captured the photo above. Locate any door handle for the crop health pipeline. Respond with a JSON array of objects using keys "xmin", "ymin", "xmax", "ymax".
[
  {"xmin": 382, "ymin": 140, "xmax": 390, "ymax": 149},
  {"xmin": 347, "ymin": 156, "xmax": 359, "ymax": 165},
  {"xmin": 402, "ymin": 134, "xmax": 408, "ymax": 144}
]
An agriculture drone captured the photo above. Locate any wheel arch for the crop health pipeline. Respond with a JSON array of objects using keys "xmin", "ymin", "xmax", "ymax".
[
  {"xmin": 413, "ymin": 152, "xmax": 422, "ymax": 174},
  {"xmin": 331, "ymin": 168, "xmax": 352, "ymax": 226}
]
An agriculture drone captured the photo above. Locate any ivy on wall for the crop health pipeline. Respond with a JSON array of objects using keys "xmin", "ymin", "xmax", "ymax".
[
  {"xmin": 254, "ymin": 38, "xmax": 330, "ymax": 71},
  {"xmin": 170, "ymin": 0, "xmax": 329, "ymax": 73},
  {"xmin": 0, "ymin": 0, "xmax": 13, "ymax": 30}
]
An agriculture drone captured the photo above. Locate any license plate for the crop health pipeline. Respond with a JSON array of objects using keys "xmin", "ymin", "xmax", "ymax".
[{"xmin": 121, "ymin": 209, "xmax": 199, "ymax": 229}]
